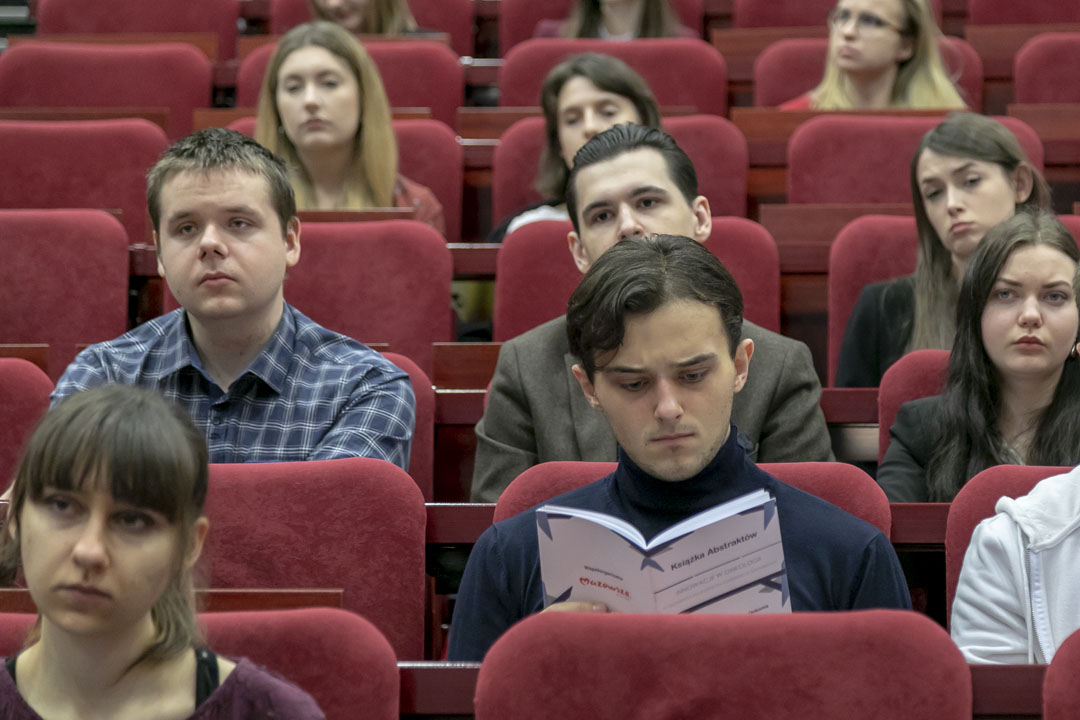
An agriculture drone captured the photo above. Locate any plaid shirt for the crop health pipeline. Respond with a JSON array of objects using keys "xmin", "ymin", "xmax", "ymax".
[{"xmin": 52, "ymin": 304, "xmax": 415, "ymax": 468}]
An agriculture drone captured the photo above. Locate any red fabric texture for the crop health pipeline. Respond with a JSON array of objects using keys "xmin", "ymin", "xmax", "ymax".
[
  {"xmin": 476, "ymin": 610, "xmax": 970, "ymax": 720},
  {"xmin": 944, "ymin": 465, "xmax": 1066, "ymax": 620},
  {"xmin": 0, "ymin": 119, "xmax": 169, "ymax": 245},
  {"xmin": 968, "ymin": 0, "xmax": 1080, "ymax": 24},
  {"xmin": 787, "ymin": 115, "xmax": 1043, "ymax": 203},
  {"xmin": 1044, "ymin": 624, "xmax": 1080, "ymax": 719},
  {"xmin": 34, "ymin": 0, "xmax": 240, "ymax": 59},
  {"xmin": 0, "ymin": 41, "xmax": 212, "ymax": 139},
  {"xmin": 491, "ymin": 216, "xmax": 779, "ymax": 341},
  {"xmin": 394, "ymin": 119, "xmax": 463, "ymax": 242},
  {"xmin": 495, "ymin": 460, "xmax": 891, "ymax": 536},
  {"xmin": 1060, "ymin": 215, "xmax": 1080, "ymax": 240},
  {"xmin": 202, "ymin": 608, "xmax": 398, "ymax": 720},
  {"xmin": 825, "ymin": 216, "xmax": 918, "ymax": 385},
  {"xmin": 0, "ymin": 615, "xmax": 35, "ymax": 656},
  {"xmin": 1014, "ymin": 33, "xmax": 1080, "ymax": 104},
  {"xmin": 236, "ymin": 41, "xmax": 463, "ymax": 129},
  {"xmin": 498, "ymin": 39, "xmax": 726, "ymax": 115},
  {"xmin": 491, "ymin": 114, "xmax": 746, "ymax": 224},
  {"xmin": 0, "ymin": 210, "xmax": 130, "ymax": 382},
  {"xmin": 203, "ymin": 458, "xmax": 427, "ymax": 659},
  {"xmin": 0, "ymin": 360, "xmax": 52, "ymax": 491},
  {"xmin": 734, "ymin": 0, "xmax": 943, "ymax": 26},
  {"xmin": 498, "ymin": 0, "xmax": 704, "ymax": 55},
  {"xmin": 755, "ymin": 36, "xmax": 981, "ymax": 110},
  {"xmin": 381, "ymin": 351, "xmax": 434, "ymax": 500},
  {"xmin": 877, "ymin": 349, "xmax": 949, "ymax": 462}
]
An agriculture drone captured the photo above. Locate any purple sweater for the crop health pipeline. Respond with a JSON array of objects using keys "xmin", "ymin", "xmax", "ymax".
[{"xmin": 0, "ymin": 657, "xmax": 325, "ymax": 719}]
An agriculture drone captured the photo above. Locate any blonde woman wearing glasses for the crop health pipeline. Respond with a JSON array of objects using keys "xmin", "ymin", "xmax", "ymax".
[{"xmin": 779, "ymin": 0, "xmax": 965, "ymax": 110}]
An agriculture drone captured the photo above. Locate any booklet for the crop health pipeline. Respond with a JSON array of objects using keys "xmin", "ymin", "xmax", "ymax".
[{"xmin": 536, "ymin": 489, "xmax": 789, "ymax": 615}]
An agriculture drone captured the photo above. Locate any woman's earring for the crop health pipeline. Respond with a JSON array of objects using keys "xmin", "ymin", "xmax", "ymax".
[{"xmin": 1070, "ymin": 342, "xmax": 1079, "ymax": 360}]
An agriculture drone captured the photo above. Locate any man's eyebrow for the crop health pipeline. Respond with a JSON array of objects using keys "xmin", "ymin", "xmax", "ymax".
[
  {"xmin": 581, "ymin": 185, "xmax": 670, "ymax": 218},
  {"xmin": 602, "ymin": 353, "xmax": 717, "ymax": 374}
]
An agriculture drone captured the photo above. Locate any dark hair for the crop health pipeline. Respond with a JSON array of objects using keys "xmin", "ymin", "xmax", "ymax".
[
  {"xmin": 907, "ymin": 112, "xmax": 1053, "ymax": 352},
  {"xmin": 566, "ymin": 123, "xmax": 698, "ymax": 235},
  {"xmin": 926, "ymin": 210, "xmax": 1080, "ymax": 501},
  {"xmin": 535, "ymin": 53, "xmax": 662, "ymax": 202},
  {"xmin": 561, "ymin": 0, "xmax": 681, "ymax": 40},
  {"xmin": 567, "ymin": 234, "xmax": 743, "ymax": 380},
  {"xmin": 147, "ymin": 127, "xmax": 297, "ymax": 237},
  {"xmin": 0, "ymin": 385, "xmax": 209, "ymax": 662}
]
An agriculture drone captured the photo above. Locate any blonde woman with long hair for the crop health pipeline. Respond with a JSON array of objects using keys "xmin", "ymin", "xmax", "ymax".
[
  {"xmin": 254, "ymin": 21, "xmax": 444, "ymax": 232},
  {"xmin": 780, "ymin": 0, "xmax": 965, "ymax": 110},
  {"xmin": 533, "ymin": 0, "xmax": 697, "ymax": 40}
]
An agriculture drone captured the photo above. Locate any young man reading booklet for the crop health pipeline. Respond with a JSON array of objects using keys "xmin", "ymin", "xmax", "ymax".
[{"xmin": 448, "ymin": 233, "xmax": 911, "ymax": 661}]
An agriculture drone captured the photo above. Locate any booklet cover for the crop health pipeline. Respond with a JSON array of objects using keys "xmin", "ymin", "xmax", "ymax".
[{"xmin": 536, "ymin": 489, "xmax": 789, "ymax": 615}]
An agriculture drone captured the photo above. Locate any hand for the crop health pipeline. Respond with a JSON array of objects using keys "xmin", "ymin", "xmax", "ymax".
[{"xmin": 541, "ymin": 601, "xmax": 609, "ymax": 614}]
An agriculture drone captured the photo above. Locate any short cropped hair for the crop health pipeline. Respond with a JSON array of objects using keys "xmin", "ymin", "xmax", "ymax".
[
  {"xmin": 146, "ymin": 127, "xmax": 296, "ymax": 236},
  {"xmin": 565, "ymin": 123, "xmax": 698, "ymax": 235},
  {"xmin": 567, "ymin": 234, "xmax": 743, "ymax": 380}
]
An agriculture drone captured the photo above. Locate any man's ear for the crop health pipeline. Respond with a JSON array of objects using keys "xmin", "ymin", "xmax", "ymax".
[
  {"xmin": 732, "ymin": 338, "xmax": 753, "ymax": 393},
  {"xmin": 284, "ymin": 217, "xmax": 301, "ymax": 268},
  {"xmin": 185, "ymin": 517, "xmax": 210, "ymax": 569},
  {"xmin": 1012, "ymin": 164, "xmax": 1034, "ymax": 204},
  {"xmin": 567, "ymin": 230, "xmax": 592, "ymax": 274},
  {"xmin": 571, "ymin": 364, "xmax": 603, "ymax": 412},
  {"xmin": 691, "ymin": 196, "xmax": 712, "ymax": 243}
]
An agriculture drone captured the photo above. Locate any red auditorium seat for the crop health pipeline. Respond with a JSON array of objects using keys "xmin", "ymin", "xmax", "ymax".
[
  {"xmin": 34, "ymin": 0, "xmax": 240, "ymax": 59},
  {"xmin": 203, "ymin": 608, "xmax": 398, "ymax": 720},
  {"xmin": 204, "ymin": 457, "xmax": 427, "ymax": 659},
  {"xmin": 967, "ymin": 0, "xmax": 1080, "ymax": 25},
  {"xmin": 826, "ymin": 215, "xmax": 919, "ymax": 386},
  {"xmin": 754, "ymin": 36, "xmax": 983, "ymax": 110},
  {"xmin": 877, "ymin": 349, "xmax": 950, "ymax": 462},
  {"xmin": 236, "ymin": 40, "xmax": 463, "ymax": 128},
  {"xmin": 498, "ymin": 39, "xmax": 726, "ymax": 115},
  {"xmin": 491, "ymin": 114, "xmax": 747, "ymax": 226},
  {"xmin": 0, "ymin": 210, "xmax": 130, "ymax": 382},
  {"xmin": 495, "ymin": 460, "xmax": 891, "ymax": 537},
  {"xmin": 0, "ymin": 359, "xmax": 53, "ymax": 489},
  {"xmin": 733, "ymin": 0, "xmax": 943, "ymax": 26},
  {"xmin": 268, "ymin": 0, "xmax": 475, "ymax": 57},
  {"xmin": 787, "ymin": 115, "xmax": 1043, "ymax": 204},
  {"xmin": 1044, "ymin": 626, "xmax": 1080, "ymax": 718},
  {"xmin": 382, "ymin": 351, "xmax": 435, "ymax": 500},
  {"xmin": 945, "ymin": 465, "xmax": 1067, "ymax": 617},
  {"xmin": 0, "ymin": 40, "xmax": 212, "ymax": 139},
  {"xmin": 498, "ymin": 0, "xmax": 704, "ymax": 55},
  {"xmin": 492, "ymin": 216, "xmax": 779, "ymax": 341},
  {"xmin": 0, "ymin": 119, "xmax": 170, "ymax": 245},
  {"xmin": 1014, "ymin": 33, "xmax": 1080, "ymax": 104},
  {"xmin": 476, "ymin": 610, "xmax": 970, "ymax": 719}
]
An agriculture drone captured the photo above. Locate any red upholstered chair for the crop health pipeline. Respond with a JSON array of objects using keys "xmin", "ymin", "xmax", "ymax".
[
  {"xmin": 0, "ymin": 359, "xmax": 53, "ymax": 490},
  {"xmin": 498, "ymin": 39, "xmax": 726, "ymax": 115},
  {"xmin": 34, "ymin": 0, "xmax": 241, "ymax": 59},
  {"xmin": 786, "ymin": 115, "xmax": 1043, "ymax": 203},
  {"xmin": 753, "ymin": 36, "xmax": 983, "ymax": 110},
  {"xmin": 491, "ymin": 114, "xmax": 747, "ymax": 228},
  {"xmin": 202, "ymin": 608, "xmax": 398, "ymax": 720},
  {"xmin": 733, "ymin": 0, "xmax": 943, "ymax": 26},
  {"xmin": 203, "ymin": 457, "xmax": 427, "ymax": 659},
  {"xmin": 236, "ymin": 40, "xmax": 463, "ymax": 128},
  {"xmin": 0, "ymin": 119, "xmax": 169, "ymax": 245},
  {"xmin": 492, "ymin": 216, "xmax": 779, "ymax": 341},
  {"xmin": 495, "ymin": 460, "xmax": 892, "ymax": 537},
  {"xmin": 826, "ymin": 215, "xmax": 919, "ymax": 386},
  {"xmin": 944, "ymin": 465, "xmax": 1067, "ymax": 618},
  {"xmin": 1060, "ymin": 215, "xmax": 1080, "ymax": 243},
  {"xmin": 393, "ymin": 118, "xmax": 463, "ymax": 242},
  {"xmin": 1044, "ymin": 627, "xmax": 1080, "ymax": 720},
  {"xmin": 498, "ymin": 0, "xmax": 704, "ymax": 55},
  {"xmin": 475, "ymin": 610, "xmax": 971, "ymax": 720},
  {"xmin": 0, "ymin": 41, "xmax": 212, "ymax": 139},
  {"xmin": 967, "ymin": 0, "xmax": 1080, "ymax": 24},
  {"xmin": 0, "ymin": 210, "xmax": 130, "ymax": 382},
  {"xmin": 382, "ymin": 351, "xmax": 434, "ymax": 500},
  {"xmin": 0, "ymin": 614, "xmax": 35, "ymax": 656},
  {"xmin": 877, "ymin": 349, "xmax": 950, "ymax": 462},
  {"xmin": 1014, "ymin": 33, "xmax": 1080, "ymax": 104}
]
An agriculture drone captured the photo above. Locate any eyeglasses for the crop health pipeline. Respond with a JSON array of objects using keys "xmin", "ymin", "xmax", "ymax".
[{"xmin": 827, "ymin": 7, "xmax": 905, "ymax": 34}]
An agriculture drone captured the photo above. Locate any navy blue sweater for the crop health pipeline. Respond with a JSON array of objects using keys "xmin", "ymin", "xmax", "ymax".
[{"xmin": 448, "ymin": 426, "xmax": 912, "ymax": 661}]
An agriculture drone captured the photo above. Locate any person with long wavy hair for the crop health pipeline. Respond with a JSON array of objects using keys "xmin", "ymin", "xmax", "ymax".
[
  {"xmin": 779, "ymin": 0, "xmax": 966, "ymax": 110},
  {"xmin": 254, "ymin": 21, "xmax": 444, "ymax": 232},
  {"xmin": 533, "ymin": 0, "xmax": 696, "ymax": 40},
  {"xmin": 307, "ymin": 0, "xmax": 417, "ymax": 35},
  {"xmin": 836, "ymin": 113, "xmax": 1051, "ymax": 387},
  {"xmin": 878, "ymin": 210, "xmax": 1080, "ymax": 502}
]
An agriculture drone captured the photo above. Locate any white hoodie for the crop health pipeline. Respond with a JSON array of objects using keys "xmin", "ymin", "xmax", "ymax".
[{"xmin": 951, "ymin": 465, "xmax": 1080, "ymax": 664}]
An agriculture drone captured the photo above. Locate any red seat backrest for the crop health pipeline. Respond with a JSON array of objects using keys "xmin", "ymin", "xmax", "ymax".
[
  {"xmin": 0, "ymin": 359, "xmax": 53, "ymax": 489},
  {"xmin": 1044, "ymin": 622, "xmax": 1080, "ymax": 719},
  {"xmin": 968, "ymin": 0, "xmax": 1080, "ymax": 25},
  {"xmin": 877, "ymin": 349, "xmax": 950, "ymax": 462},
  {"xmin": 382, "ymin": 351, "xmax": 434, "ymax": 500},
  {"xmin": 1014, "ymin": 33, "xmax": 1080, "ymax": 104}
]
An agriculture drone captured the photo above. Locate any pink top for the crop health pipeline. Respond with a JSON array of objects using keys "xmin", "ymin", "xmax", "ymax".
[
  {"xmin": 393, "ymin": 174, "xmax": 445, "ymax": 235},
  {"xmin": 778, "ymin": 94, "xmax": 814, "ymax": 111}
]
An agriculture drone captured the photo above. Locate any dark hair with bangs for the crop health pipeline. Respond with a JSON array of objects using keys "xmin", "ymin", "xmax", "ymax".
[
  {"xmin": 0, "ymin": 385, "xmax": 209, "ymax": 663},
  {"xmin": 567, "ymin": 234, "xmax": 743, "ymax": 381}
]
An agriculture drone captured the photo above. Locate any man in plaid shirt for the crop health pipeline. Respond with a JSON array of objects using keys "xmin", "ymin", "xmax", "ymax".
[{"xmin": 51, "ymin": 128, "xmax": 414, "ymax": 468}]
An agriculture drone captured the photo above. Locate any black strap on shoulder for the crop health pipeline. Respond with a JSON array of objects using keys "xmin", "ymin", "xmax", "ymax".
[{"xmin": 194, "ymin": 647, "xmax": 220, "ymax": 707}]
